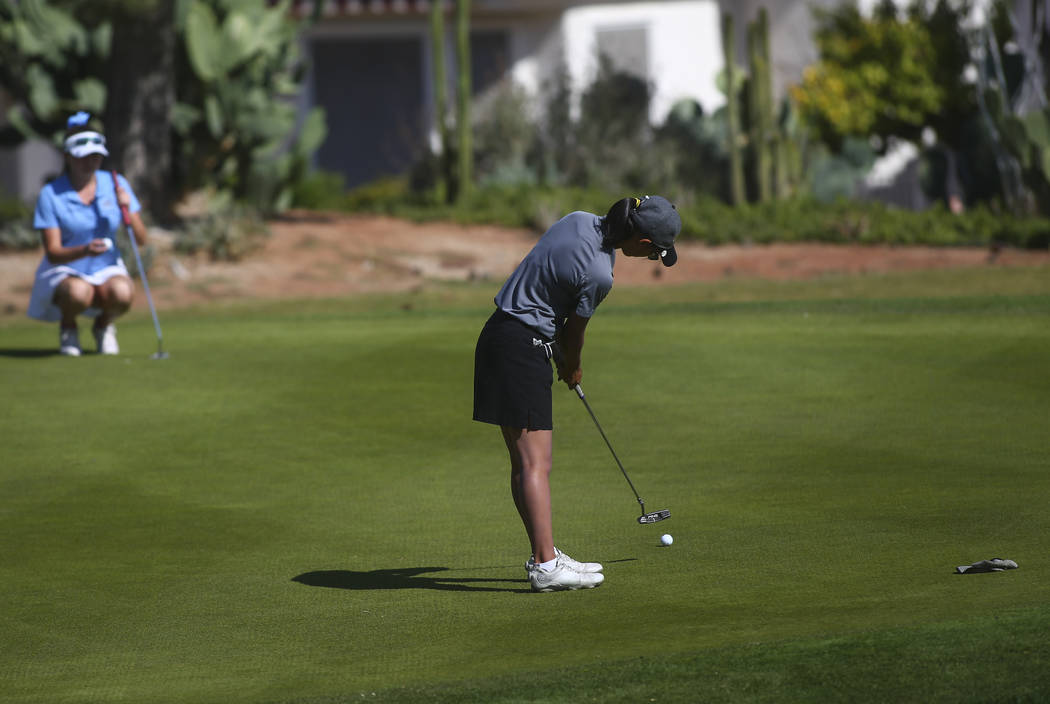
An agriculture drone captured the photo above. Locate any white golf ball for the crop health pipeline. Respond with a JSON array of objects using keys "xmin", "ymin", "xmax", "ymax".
[
  {"xmin": 102, "ymin": 237, "xmax": 114, "ymax": 250},
  {"xmin": 660, "ymin": 533, "xmax": 673, "ymax": 546}
]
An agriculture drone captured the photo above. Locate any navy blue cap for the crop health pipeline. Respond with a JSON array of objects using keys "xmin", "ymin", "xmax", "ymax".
[{"xmin": 629, "ymin": 195, "xmax": 682, "ymax": 267}]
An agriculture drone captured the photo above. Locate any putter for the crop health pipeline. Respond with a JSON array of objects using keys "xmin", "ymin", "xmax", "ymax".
[
  {"xmin": 111, "ymin": 171, "xmax": 168, "ymax": 360},
  {"xmin": 572, "ymin": 383, "xmax": 671, "ymax": 525}
]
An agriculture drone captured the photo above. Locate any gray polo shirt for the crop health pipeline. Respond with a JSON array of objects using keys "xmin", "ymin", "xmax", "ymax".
[{"xmin": 494, "ymin": 211, "xmax": 615, "ymax": 339}]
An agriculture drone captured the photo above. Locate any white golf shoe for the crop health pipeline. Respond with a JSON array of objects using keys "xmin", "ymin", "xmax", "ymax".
[
  {"xmin": 525, "ymin": 547, "xmax": 603, "ymax": 575},
  {"xmin": 527, "ymin": 554, "xmax": 604, "ymax": 593},
  {"xmin": 59, "ymin": 327, "xmax": 81, "ymax": 356},
  {"xmin": 93, "ymin": 324, "xmax": 119, "ymax": 355}
]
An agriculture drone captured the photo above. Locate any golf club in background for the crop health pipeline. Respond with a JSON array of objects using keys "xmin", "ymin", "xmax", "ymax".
[
  {"xmin": 111, "ymin": 171, "xmax": 168, "ymax": 360},
  {"xmin": 549, "ymin": 342, "xmax": 669, "ymax": 524}
]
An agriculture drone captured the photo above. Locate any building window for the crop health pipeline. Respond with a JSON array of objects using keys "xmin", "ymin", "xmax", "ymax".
[{"xmin": 595, "ymin": 25, "xmax": 648, "ymax": 81}]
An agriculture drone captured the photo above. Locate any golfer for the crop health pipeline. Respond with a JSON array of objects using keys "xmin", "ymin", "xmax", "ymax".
[
  {"xmin": 473, "ymin": 195, "xmax": 682, "ymax": 592},
  {"xmin": 27, "ymin": 111, "xmax": 148, "ymax": 356}
]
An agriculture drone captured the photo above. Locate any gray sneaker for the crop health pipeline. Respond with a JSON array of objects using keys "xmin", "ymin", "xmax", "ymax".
[
  {"xmin": 528, "ymin": 555, "xmax": 604, "ymax": 592},
  {"xmin": 525, "ymin": 547, "xmax": 603, "ymax": 576}
]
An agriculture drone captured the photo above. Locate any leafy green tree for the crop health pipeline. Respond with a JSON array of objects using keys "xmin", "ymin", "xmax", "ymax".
[
  {"xmin": 791, "ymin": 1, "xmax": 975, "ymax": 152},
  {"xmin": 98, "ymin": 0, "xmax": 176, "ymax": 219}
]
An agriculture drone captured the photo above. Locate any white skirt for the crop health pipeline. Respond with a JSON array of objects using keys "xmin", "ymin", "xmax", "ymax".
[{"xmin": 26, "ymin": 258, "xmax": 131, "ymax": 322}]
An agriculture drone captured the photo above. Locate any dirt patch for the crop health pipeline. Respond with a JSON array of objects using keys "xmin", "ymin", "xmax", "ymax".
[{"xmin": 2, "ymin": 211, "xmax": 1048, "ymax": 316}]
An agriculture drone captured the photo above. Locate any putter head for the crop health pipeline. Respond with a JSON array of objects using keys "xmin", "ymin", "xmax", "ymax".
[
  {"xmin": 150, "ymin": 351, "xmax": 170, "ymax": 360},
  {"xmin": 638, "ymin": 509, "xmax": 671, "ymax": 524}
]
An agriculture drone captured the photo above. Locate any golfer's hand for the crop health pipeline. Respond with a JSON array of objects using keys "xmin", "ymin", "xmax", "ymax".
[
  {"xmin": 86, "ymin": 239, "xmax": 110, "ymax": 255},
  {"xmin": 558, "ymin": 364, "xmax": 582, "ymax": 389},
  {"xmin": 114, "ymin": 181, "xmax": 132, "ymax": 210}
]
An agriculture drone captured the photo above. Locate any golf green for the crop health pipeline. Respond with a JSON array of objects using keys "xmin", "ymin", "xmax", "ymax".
[{"xmin": 1, "ymin": 267, "xmax": 1048, "ymax": 703}]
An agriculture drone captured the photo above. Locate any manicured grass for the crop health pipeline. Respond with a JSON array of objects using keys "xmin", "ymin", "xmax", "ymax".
[{"xmin": 1, "ymin": 265, "xmax": 1048, "ymax": 703}]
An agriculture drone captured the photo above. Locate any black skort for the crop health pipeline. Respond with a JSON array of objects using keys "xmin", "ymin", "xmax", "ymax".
[{"xmin": 473, "ymin": 309, "xmax": 554, "ymax": 431}]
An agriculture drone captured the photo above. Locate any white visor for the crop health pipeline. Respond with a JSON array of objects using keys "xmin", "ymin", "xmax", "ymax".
[{"xmin": 65, "ymin": 131, "xmax": 109, "ymax": 158}]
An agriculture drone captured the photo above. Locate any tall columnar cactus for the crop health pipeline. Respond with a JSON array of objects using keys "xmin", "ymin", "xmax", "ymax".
[
  {"xmin": 429, "ymin": 0, "xmax": 452, "ymax": 202},
  {"xmin": 747, "ymin": 7, "xmax": 774, "ymax": 203},
  {"xmin": 775, "ymin": 100, "xmax": 805, "ymax": 199},
  {"xmin": 455, "ymin": 0, "xmax": 473, "ymax": 202},
  {"xmin": 721, "ymin": 12, "xmax": 746, "ymax": 206}
]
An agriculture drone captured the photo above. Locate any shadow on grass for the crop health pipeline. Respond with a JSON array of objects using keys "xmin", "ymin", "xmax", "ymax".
[
  {"xmin": 0, "ymin": 348, "xmax": 60, "ymax": 358},
  {"xmin": 292, "ymin": 566, "xmax": 531, "ymax": 594}
]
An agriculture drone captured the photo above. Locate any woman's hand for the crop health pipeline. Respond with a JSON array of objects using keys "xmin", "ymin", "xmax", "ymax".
[
  {"xmin": 114, "ymin": 180, "xmax": 132, "ymax": 210},
  {"xmin": 111, "ymin": 174, "xmax": 149, "ymax": 246},
  {"xmin": 557, "ymin": 312, "xmax": 589, "ymax": 390},
  {"xmin": 86, "ymin": 238, "xmax": 111, "ymax": 255}
]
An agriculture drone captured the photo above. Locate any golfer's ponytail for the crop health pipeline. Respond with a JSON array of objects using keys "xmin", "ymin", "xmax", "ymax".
[{"xmin": 601, "ymin": 197, "xmax": 637, "ymax": 247}]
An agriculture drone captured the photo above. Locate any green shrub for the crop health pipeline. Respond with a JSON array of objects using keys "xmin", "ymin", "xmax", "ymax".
[
  {"xmin": 290, "ymin": 170, "xmax": 347, "ymax": 211},
  {"xmin": 679, "ymin": 197, "xmax": 1050, "ymax": 248},
  {"xmin": 324, "ymin": 176, "xmax": 1050, "ymax": 250},
  {"xmin": 0, "ymin": 194, "xmax": 36, "ymax": 251},
  {"xmin": 342, "ymin": 177, "xmax": 415, "ymax": 213},
  {"xmin": 0, "ymin": 193, "xmax": 30, "ymax": 221},
  {"xmin": 0, "ymin": 220, "xmax": 38, "ymax": 251},
  {"xmin": 174, "ymin": 207, "xmax": 269, "ymax": 261}
]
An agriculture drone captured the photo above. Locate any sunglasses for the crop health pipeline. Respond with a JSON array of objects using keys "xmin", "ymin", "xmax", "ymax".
[
  {"xmin": 69, "ymin": 135, "xmax": 106, "ymax": 147},
  {"xmin": 638, "ymin": 237, "xmax": 664, "ymax": 261}
]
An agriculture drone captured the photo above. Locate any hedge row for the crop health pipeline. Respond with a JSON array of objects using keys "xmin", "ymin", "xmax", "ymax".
[
  {"xmin": 330, "ymin": 178, "xmax": 1050, "ymax": 249},
  {"xmin": 4, "ymin": 180, "xmax": 1049, "ymax": 252}
]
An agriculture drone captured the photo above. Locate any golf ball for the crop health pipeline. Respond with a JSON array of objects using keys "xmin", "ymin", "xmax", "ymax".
[
  {"xmin": 102, "ymin": 237, "xmax": 114, "ymax": 251},
  {"xmin": 660, "ymin": 533, "xmax": 673, "ymax": 546}
]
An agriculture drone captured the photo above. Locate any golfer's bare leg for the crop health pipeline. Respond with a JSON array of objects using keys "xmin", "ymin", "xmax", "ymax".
[
  {"xmin": 53, "ymin": 277, "xmax": 94, "ymax": 328},
  {"xmin": 502, "ymin": 426, "xmax": 555, "ymax": 564},
  {"xmin": 93, "ymin": 275, "xmax": 134, "ymax": 327}
]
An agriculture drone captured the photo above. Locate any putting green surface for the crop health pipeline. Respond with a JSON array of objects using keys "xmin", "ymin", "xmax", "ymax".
[{"xmin": 1, "ymin": 267, "xmax": 1049, "ymax": 703}]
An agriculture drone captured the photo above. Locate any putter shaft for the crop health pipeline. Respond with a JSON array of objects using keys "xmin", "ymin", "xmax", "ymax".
[{"xmin": 574, "ymin": 384, "xmax": 646, "ymax": 513}]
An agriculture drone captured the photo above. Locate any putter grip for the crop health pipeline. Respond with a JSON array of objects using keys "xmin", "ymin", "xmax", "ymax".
[
  {"xmin": 574, "ymin": 384, "xmax": 585, "ymax": 399},
  {"xmin": 110, "ymin": 171, "xmax": 131, "ymax": 225}
]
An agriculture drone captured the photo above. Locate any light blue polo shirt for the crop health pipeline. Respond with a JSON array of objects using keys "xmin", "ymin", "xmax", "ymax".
[
  {"xmin": 495, "ymin": 211, "xmax": 615, "ymax": 339},
  {"xmin": 33, "ymin": 171, "xmax": 141, "ymax": 276}
]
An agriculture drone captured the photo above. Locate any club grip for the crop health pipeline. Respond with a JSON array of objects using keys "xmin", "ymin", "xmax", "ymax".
[
  {"xmin": 110, "ymin": 171, "xmax": 131, "ymax": 225},
  {"xmin": 574, "ymin": 384, "xmax": 585, "ymax": 399}
]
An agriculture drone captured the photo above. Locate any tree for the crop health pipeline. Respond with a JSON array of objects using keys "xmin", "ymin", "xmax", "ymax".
[
  {"xmin": 99, "ymin": 0, "xmax": 176, "ymax": 220},
  {"xmin": 790, "ymin": 1, "xmax": 975, "ymax": 152}
]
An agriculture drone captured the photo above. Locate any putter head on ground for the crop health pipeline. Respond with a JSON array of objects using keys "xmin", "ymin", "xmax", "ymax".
[
  {"xmin": 638, "ymin": 509, "xmax": 671, "ymax": 524},
  {"xmin": 150, "ymin": 351, "xmax": 170, "ymax": 360}
]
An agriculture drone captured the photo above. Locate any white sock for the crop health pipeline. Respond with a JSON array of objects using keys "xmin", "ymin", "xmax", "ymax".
[{"xmin": 538, "ymin": 557, "xmax": 558, "ymax": 572}]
